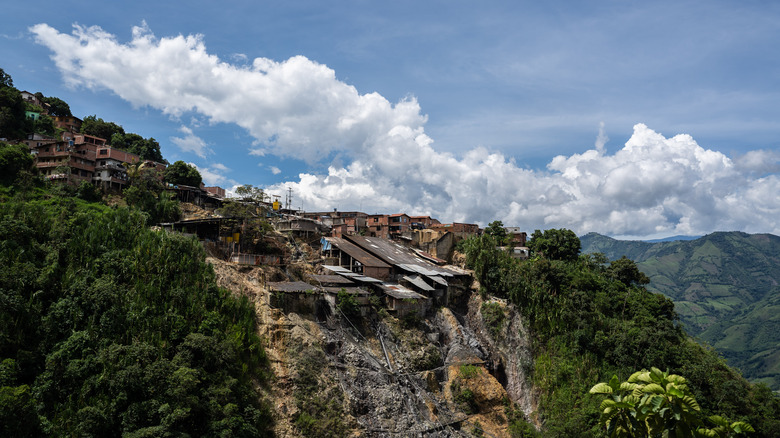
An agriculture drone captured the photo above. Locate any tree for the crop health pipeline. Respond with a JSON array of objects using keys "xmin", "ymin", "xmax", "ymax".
[
  {"xmin": 0, "ymin": 142, "xmax": 35, "ymax": 185},
  {"xmin": 484, "ymin": 220, "xmax": 510, "ymax": 245},
  {"xmin": 0, "ymin": 68, "xmax": 12, "ymax": 88},
  {"xmin": 164, "ymin": 161, "xmax": 202, "ymax": 187},
  {"xmin": 80, "ymin": 115, "xmax": 124, "ymax": 140},
  {"xmin": 234, "ymin": 184, "xmax": 266, "ymax": 203},
  {"xmin": 607, "ymin": 256, "xmax": 650, "ymax": 287},
  {"xmin": 590, "ymin": 368, "xmax": 754, "ymax": 438},
  {"xmin": 0, "ymin": 70, "xmax": 29, "ymax": 141},
  {"xmin": 528, "ymin": 228, "xmax": 581, "ymax": 262},
  {"xmin": 32, "ymin": 114, "xmax": 56, "ymax": 137},
  {"xmin": 39, "ymin": 96, "xmax": 72, "ymax": 117},
  {"xmin": 111, "ymin": 132, "xmax": 163, "ymax": 162}
]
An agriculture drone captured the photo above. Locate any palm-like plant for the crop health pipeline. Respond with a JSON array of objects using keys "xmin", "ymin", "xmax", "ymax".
[{"xmin": 590, "ymin": 368, "xmax": 753, "ymax": 438}]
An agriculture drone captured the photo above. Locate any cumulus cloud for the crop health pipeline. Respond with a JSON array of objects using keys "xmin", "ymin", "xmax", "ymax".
[
  {"xmin": 170, "ymin": 126, "xmax": 210, "ymax": 157},
  {"xmin": 270, "ymin": 166, "xmax": 281, "ymax": 175},
  {"xmin": 32, "ymin": 23, "xmax": 780, "ymax": 237},
  {"xmin": 192, "ymin": 162, "xmax": 237, "ymax": 187}
]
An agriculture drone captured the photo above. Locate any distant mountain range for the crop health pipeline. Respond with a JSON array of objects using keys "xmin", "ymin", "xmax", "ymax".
[{"xmin": 581, "ymin": 231, "xmax": 780, "ymax": 391}]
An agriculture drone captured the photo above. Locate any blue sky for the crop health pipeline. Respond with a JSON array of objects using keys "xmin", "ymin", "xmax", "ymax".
[{"xmin": 2, "ymin": 0, "xmax": 780, "ymax": 238}]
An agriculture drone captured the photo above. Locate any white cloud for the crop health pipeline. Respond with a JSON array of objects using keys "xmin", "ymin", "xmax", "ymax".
[
  {"xmin": 270, "ymin": 166, "xmax": 281, "ymax": 175},
  {"xmin": 170, "ymin": 126, "xmax": 210, "ymax": 158},
  {"xmin": 32, "ymin": 23, "xmax": 780, "ymax": 237},
  {"xmin": 191, "ymin": 162, "xmax": 237, "ymax": 187}
]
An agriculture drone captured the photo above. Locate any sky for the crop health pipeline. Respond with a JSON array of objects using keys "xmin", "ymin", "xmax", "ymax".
[{"xmin": 2, "ymin": 0, "xmax": 780, "ymax": 239}]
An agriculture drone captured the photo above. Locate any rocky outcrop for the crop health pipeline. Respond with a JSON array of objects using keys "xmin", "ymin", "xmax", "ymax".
[{"xmin": 208, "ymin": 256, "xmax": 539, "ymax": 437}]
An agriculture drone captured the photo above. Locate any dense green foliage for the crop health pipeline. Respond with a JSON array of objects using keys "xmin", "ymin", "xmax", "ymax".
[
  {"xmin": 581, "ymin": 232, "xmax": 780, "ymax": 391},
  {"xmin": 0, "ymin": 142, "xmax": 36, "ymax": 186},
  {"xmin": 124, "ymin": 166, "xmax": 181, "ymax": 225},
  {"xmin": 0, "ymin": 68, "xmax": 32, "ymax": 140},
  {"xmin": 35, "ymin": 92, "xmax": 72, "ymax": 117},
  {"xmin": 591, "ymin": 368, "xmax": 753, "ymax": 437},
  {"xmin": 463, "ymin": 230, "xmax": 780, "ymax": 437},
  {"xmin": 484, "ymin": 220, "xmax": 510, "ymax": 246},
  {"xmin": 165, "ymin": 160, "xmax": 203, "ymax": 188},
  {"xmin": 528, "ymin": 228, "xmax": 582, "ymax": 262},
  {"xmin": 81, "ymin": 115, "xmax": 164, "ymax": 162},
  {"xmin": 0, "ymin": 181, "xmax": 272, "ymax": 436}
]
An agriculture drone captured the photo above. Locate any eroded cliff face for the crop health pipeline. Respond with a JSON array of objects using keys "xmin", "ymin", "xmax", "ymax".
[{"xmin": 208, "ymin": 257, "xmax": 538, "ymax": 437}]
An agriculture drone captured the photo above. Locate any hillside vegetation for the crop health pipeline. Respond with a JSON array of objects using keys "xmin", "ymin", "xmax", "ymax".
[
  {"xmin": 0, "ymin": 144, "xmax": 272, "ymax": 436},
  {"xmin": 464, "ymin": 229, "xmax": 780, "ymax": 437},
  {"xmin": 581, "ymin": 232, "xmax": 780, "ymax": 391}
]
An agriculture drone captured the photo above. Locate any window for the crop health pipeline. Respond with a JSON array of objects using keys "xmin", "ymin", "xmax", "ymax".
[{"xmin": 99, "ymin": 149, "xmax": 108, "ymax": 155}]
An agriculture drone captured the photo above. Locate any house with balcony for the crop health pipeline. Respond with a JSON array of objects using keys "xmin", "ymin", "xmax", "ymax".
[{"xmin": 94, "ymin": 146, "xmax": 141, "ymax": 191}]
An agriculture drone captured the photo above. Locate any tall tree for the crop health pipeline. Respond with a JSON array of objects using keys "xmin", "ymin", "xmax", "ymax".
[
  {"xmin": 80, "ymin": 115, "xmax": 124, "ymax": 140},
  {"xmin": 484, "ymin": 220, "xmax": 510, "ymax": 245},
  {"xmin": 164, "ymin": 160, "xmax": 202, "ymax": 187},
  {"xmin": 111, "ymin": 132, "xmax": 164, "ymax": 162},
  {"xmin": 528, "ymin": 228, "xmax": 581, "ymax": 261},
  {"xmin": 0, "ymin": 69, "xmax": 30, "ymax": 140},
  {"xmin": 40, "ymin": 96, "xmax": 72, "ymax": 117},
  {"xmin": 0, "ymin": 142, "xmax": 35, "ymax": 185}
]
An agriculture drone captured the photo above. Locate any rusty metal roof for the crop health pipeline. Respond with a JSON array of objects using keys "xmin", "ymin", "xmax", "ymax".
[
  {"xmin": 267, "ymin": 281, "xmax": 320, "ymax": 293},
  {"xmin": 381, "ymin": 283, "xmax": 428, "ymax": 300},
  {"xmin": 345, "ymin": 235, "xmax": 464, "ymax": 278},
  {"xmin": 324, "ymin": 237, "xmax": 392, "ymax": 269}
]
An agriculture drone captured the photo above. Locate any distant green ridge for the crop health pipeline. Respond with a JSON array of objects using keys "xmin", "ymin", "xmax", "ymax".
[{"xmin": 581, "ymin": 231, "xmax": 780, "ymax": 391}]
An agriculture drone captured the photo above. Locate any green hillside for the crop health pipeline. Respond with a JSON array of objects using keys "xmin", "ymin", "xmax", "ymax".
[{"xmin": 581, "ymin": 232, "xmax": 780, "ymax": 391}]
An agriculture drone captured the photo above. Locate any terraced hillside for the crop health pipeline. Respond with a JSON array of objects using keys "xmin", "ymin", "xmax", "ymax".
[{"xmin": 581, "ymin": 232, "xmax": 780, "ymax": 390}]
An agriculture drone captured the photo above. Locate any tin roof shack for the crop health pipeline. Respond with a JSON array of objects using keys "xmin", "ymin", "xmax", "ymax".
[
  {"xmin": 321, "ymin": 237, "xmax": 392, "ymax": 280},
  {"xmin": 381, "ymin": 284, "xmax": 430, "ymax": 318},
  {"xmin": 344, "ymin": 235, "xmax": 472, "ymax": 306},
  {"xmin": 309, "ymin": 274, "xmax": 357, "ymax": 288},
  {"xmin": 268, "ymin": 281, "xmax": 325, "ymax": 317},
  {"xmin": 323, "ymin": 286, "xmax": 372, "ymax": 318}
]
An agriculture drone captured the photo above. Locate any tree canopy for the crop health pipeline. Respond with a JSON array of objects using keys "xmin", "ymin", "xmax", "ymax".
[
  {"xmin": 0, "ymin": 175, "xmax": 273, "ymax": 436},
  {"xmin": 484, "ymin": 220, "xmax": 510, "ymax": 245},
  {"xmin": 0, "ymin": 69, "xmax": 29, "ymax": 141},
  {"xmin": 461, "ymin": 230, "xmax": 780, "ymax": 436},
  {"xmin": 34, "ymin": 92, "xmax": 72, "ymax": 117},
  {"xmin": 0, "ymin": 142, "xmax": 35, "ymax": 185},
  {"xmin": 528, "ymin": 228, "xmax": 582, "ymax": 261},
  {"xmin": 80, "ymin": 115, "xmax": 124, "ymax": 140},
  {"xmin": 164, "ymin": 160, "xmax": 202, "ymax": 187}
]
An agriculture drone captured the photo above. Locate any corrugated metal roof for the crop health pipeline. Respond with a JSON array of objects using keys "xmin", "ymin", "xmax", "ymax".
[
  {"xmin": 323, "ymin": 286, "xmax": 369, "ymax": 295},
  {"xmin": 403, "ymin": 275, "xmax": 435, "ymax": 292},
  {"xmin": 310, "ymin": 274, "xmax": 354, "ymax": 285},
  {"xmin": 345, "ymin": 235, "xmax": 463, "ymax": 277},
  {"xmin": 326, "ymin": 237, "xmax": 392, "ymax": 269},
  {"xmin": 381, "ymin": 283, "xmax": 428, "ymax": 300},
  {"xmin": 428, "ymin": 276, "xmax": 448, "ymax": 287},
  {"xmin": 267, "ymin": 281, "xmax": 319, "ymax": 293},
  {"xmin": 353, "ymin": 275, "xmax": 383, "ymax": 283}
]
